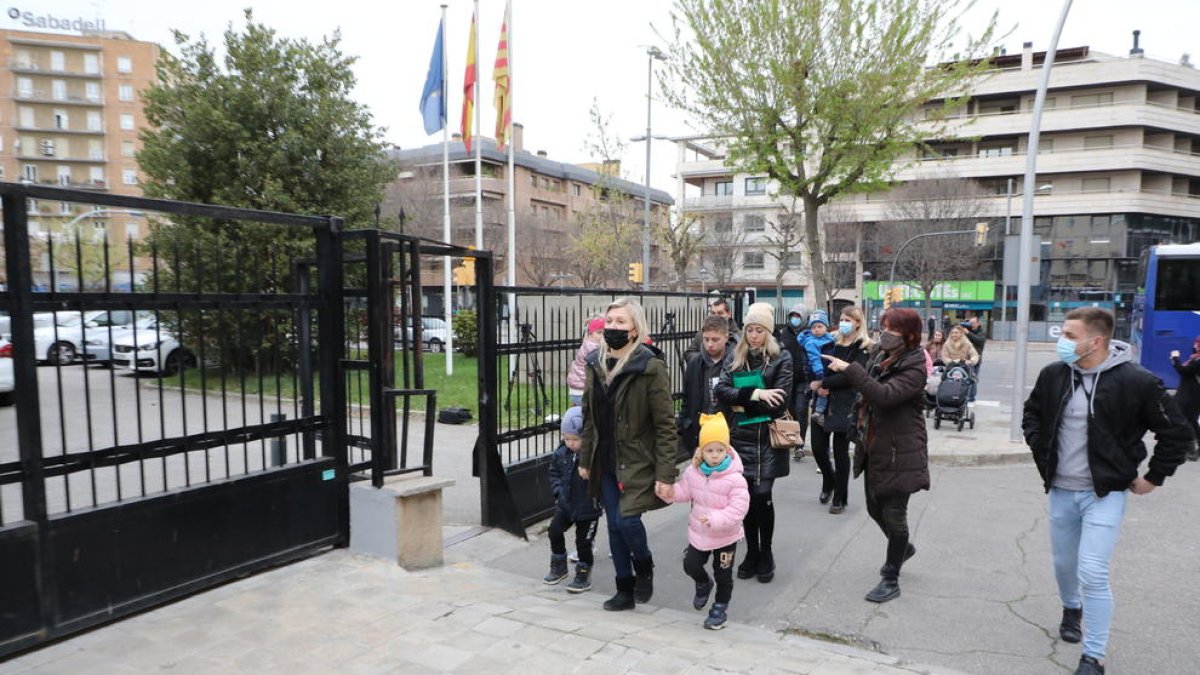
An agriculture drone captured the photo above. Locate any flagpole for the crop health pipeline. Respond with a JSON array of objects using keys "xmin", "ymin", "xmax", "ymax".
[
  {"xmin": 505, "ymin": 1, "xmax": 516, "ymax": 356},
  {"xmin": 440, "ymin": 5, "xmax": 453, "ymax": 375},
  {"xmin": 473, "ymin": 0, "xmax": 483, "ymax": 252}
]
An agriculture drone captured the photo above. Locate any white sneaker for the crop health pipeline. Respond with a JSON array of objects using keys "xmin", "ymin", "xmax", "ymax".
[{"xmin": 569, "ymin": 550, "xmax": 579, "ymax": 563}]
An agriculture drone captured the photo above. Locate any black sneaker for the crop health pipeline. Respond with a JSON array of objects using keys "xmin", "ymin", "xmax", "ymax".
[
  {"xmin": 1060, "ymin": 606, "xmax": 1082, "ymax": 643},
  {"xmin": 1074, "ymin": 654, "xmax": 1104, "ymax": 675},
  {"xmin": 703, "ymin": 603, "xmax": 728, "ymax": 630},
  {"xmin": 565, "ymin": 563, "xmax": 591, "ymax": 594},
  {"xmin": 692, "ymin": 581, "xmax": 713, "ymax": 610}
]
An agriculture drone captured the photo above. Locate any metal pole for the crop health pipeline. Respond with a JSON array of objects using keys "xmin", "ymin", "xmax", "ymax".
[
  {"xmin": 642, "ymin": 49, "xmax": 654, "ymax": 292},
  {"xmin": 1011, "ymin": 0, "xmax": 1073, "ymax": 443},
  {"xmin": 1002, "ymin": 177, "xmax": 1012, "ymax": 328}
]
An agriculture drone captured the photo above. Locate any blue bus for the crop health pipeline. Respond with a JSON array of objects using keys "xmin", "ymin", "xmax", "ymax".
[{"xmin": 1131, "ymin": 243, "xmax": 1200, "ymax": 386}]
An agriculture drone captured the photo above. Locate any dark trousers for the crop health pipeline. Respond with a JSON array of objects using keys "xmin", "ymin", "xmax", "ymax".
[
  {"xmin": 864, "ymin": 476, "xmax": 912, "ymax": 578},
  {"xmin": 548, "ymin": 511, "xmax": 598, "ymax": 566},
  {"xmin": 599, "ymin": 471, "xmax": 652, "ymax": 578},
  {"xmin": 683, "ymin": 542, "xmax": 737, "ymax": 604},
  {"xmin": 810, "ymin": 422, "xmax": 851, "ymax": 506},
  {"xmin": 791, "ymin": 388, "xmax": 810, "ymax": 441},
  {"xmin": 742, "ymin": 486, "xmax": 775, "ymax": 560}
]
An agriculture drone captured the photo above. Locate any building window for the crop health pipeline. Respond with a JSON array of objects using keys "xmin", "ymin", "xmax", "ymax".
[
  {"xmin": 119, "ymin": 84, "xmax": 134, "ymax": 101},
  {"xmin": 84, "ymin": 54, "xmax": 100, "ymax": 74},
  {"xmin": 1071, "ymin": 92, "xmax": 1113, "ymax": 108},
  {"xmin": 122, "ymin": 169, "xmax": 138, "ymax": 185},
  {"xmin": 1084, "ymin": 135, "xmax": 1114, "ymax": 150},
  {"xmin": 743, "ymin": 215, "xmax": 766, "ymax": 232},
  {"xmin": 89, "ymin": 167, "xmax": 104, "ymax": 183},
  {"xmin": 712, "ymin": 215, "xmax": 733, "ymax": 233},
  {"xmin": 120, "ymin": 113, "xmax": 135, "ymax": 130},
  {"xmin": 86, "ymin": 82, "xmax": 101, "ymax": 102},
  {"xmin": 54, "ymin": 110, "xmax": 69, "ymax": 130},
  {"xmin": 125, "ymin": 223, "xmax": 140, "ymax": 240},
  {"xmin": 713, "ymin": 180, "xmax": 733, "ymax": 196},
  {"xmin": 785, "ymin": 252, "xmax": 805, "ymax": 268},
  {"xmin": 571, "ymin": 183, "xmax": 581, "ymax": 197},
  {"xmin": 22, "ymin": 165, "xmax": 38, "ymax": 182},
  {"xmin": 52, "ymin": 80, "xmax": 67, "ymax": 101},
  {"xmin": 61, "ymin": 201, "xmax": 72, "ymax": 214},
  {"xmin": 745, "ymin": 176, "xmax": 768, "ymax": 195},
  {"xmin": 17, "ymin": 77, "xmax": 33, "ymax": 98},
  {"xmin": 50, "ymin": 51, "xmax": 65, "ymax": 71},
  {"xmin": 743, "ymin": 251, "xmax": 765, "ymax": 269},
  {"xmin": 1039, "ymin": 138, "xmax": 1055, "ymax": 153},
  {"xmin": 117, "ymin": 56, "xmax": 133, "ymax": 73},
  {"xmin": 58, "ymin": 166, "xmax": 71, "ymax": 185},
  {"xmin": 15, "ymin": 48, "xmax": 32, "ymax": 68},
  {"xmin": 980, "ymin": 144, "xmax": 1015, "ymax": 158},
  {"xmin": 19, "ymin": 106, "xmax": 34, "ymax": 127},
  {"xmin": 87, "ymin": 111, "xmax": 102, "ymax": 131},
  {"xmin": 1081, "ymin": 177, "xmax": 1111, "ymax": 193},
  {"xmin": 90, "ymin": 139, "xmax": 104, "ymax": 160},
  {"xmin": 121, "ymin": 140, "xmax": 135, "ymax": 156}
]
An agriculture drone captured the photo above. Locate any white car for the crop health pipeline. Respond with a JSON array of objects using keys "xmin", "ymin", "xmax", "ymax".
[
  {"xmin": 0, "ymin": 337, "xmax": 13, "ymax": 406},
  {"xmin": 33, "ymin": 310, "xmax": 139, "ymax": 365},
  {"xmin": 110, "ymin": 319, "xmax": 196, "ymax": 375},
  {"xmin": 395, "ymin": 316, "xmax": 455, "ymax": 353}
]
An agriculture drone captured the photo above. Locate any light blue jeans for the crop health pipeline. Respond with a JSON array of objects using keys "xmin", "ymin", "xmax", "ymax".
[{"xmin": 1048, "ymin": 486, "xmax": 1127, "ymax": 661}]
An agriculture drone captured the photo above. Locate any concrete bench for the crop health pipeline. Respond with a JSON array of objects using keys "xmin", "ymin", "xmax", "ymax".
[{"xmin": 349, "ymin": 474, "xmax": 455, "ymax": 570}]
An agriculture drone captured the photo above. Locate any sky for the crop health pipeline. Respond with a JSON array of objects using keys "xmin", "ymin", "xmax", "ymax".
[{"xmin": 18, "ymin": 0, "xmax": 1200, "ymax": 195}]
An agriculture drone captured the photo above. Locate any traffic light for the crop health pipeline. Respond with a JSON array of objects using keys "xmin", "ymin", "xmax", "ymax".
[
  {"xmin": 453, "ymin": 256, "xmax": 476, "ymax": 285},
  {"xmin": 883, "ymin": 286, "xmax": 903, "ymax": 310},
  {"xmin": 974, "ymin": 222, "xmax": 990, "ymax": 247},
  {"xmin": 627, "ymin": 262, "xmax": 643, "ymax": 284}
]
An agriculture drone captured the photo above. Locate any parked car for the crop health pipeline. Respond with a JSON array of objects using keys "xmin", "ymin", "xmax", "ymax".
[
  {"xmin": 110, "ymin": 319, "xmax": 197, "ymax": 376},
  {"xmin": 80, "ymin": 311, "xmax": 152, "ymax": 365},
  {"xmin": 394, "ymin": 316, "xmax": 455, "ymax": 353},
  {"xmin": 33, "ymin": 310, "xmax": 138, "ymax": 365},
  {"xmin": 0, "ymin": 337, "xmax": 13, "ymax": 406}
]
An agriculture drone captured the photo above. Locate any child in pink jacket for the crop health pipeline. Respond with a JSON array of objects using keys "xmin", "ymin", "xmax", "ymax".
[{"xmin": 666, "ymin": 413, "xmax": 750, "ymax": 630}]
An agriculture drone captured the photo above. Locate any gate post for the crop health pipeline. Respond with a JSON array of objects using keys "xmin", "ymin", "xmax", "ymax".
[
  {"xmin": 365, "ymin": 231, "xmax": 397, "ymax": 485},
  {"xmin": 317, "ymin": 216, "xmax": 348, "ymax": 546}
]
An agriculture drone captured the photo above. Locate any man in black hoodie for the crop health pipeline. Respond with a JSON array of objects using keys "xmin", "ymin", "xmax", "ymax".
[
  {"xmin": 777, "ymin": 303, "xmax": 810, "ymax": 457},
  {"xmin": 1022, "ymin": 307, "xmax": 1195, "ymax": 675}
]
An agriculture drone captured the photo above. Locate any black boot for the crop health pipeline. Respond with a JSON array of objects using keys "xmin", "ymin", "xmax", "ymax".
[
  {"xmin": 756, "ymin": 548, "xmax": 775, "ymax": 583},
  {"xmin": 878, "ymin": 543, "xmax": 916, "ymax": 576},
  {"xmin": 866, "ymin": 565, "xmax": 901, "ymax": 603},
  {"xmin": 1074, "ymin": 654, "xmax": 1104, "ymax": 674},
  {"xmin": 692, "ymin": 580, "xmax": 714, "ymax": 610},
  {"xmin": 1059, "ymin": 606, "xmax": 1082, "ymax": 643},
  {"xmin": 603, "ymin": 576, "xmax": 636, "ymax": 611},
  {"xmin": 542, "ymin": 553, "xmax": 568, "ymax": 585},
  {"xmin": 704, "ymin": 602, "xmax": 728, "ymax": 630},
  {"xmin": 632, "ymin": 557, "xmax": 654, "ymax": 604},
  {"xmin": 738, "ymin": 534, "xmax": 759, "ymax": 580},
  {"xmin": 566, "ymin": 563, "xmax": 592, "ymax": 594}
]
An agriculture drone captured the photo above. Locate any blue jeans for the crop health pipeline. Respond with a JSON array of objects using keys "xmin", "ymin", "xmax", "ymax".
[
  {"xmin": 1049, "ymin": 487, "xmax": 1127, "ymax": 661},
  {"xmin": 599, "ymin": 470, "xmax": 652, "ymax": 578}
]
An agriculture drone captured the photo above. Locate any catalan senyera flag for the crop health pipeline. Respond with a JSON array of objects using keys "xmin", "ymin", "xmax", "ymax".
[
  {"xmin": 492, "ymin": 1, "xmax": 512, "ymax": 149},
  {"xmin": 461, "ymin": 11, "xmax": 478, "ymax": 153}
]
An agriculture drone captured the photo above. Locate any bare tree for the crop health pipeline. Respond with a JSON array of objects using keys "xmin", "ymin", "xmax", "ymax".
[
  {"xmin": 698, "ymin": 213, "xmax": 747, "ymax": 287},
  {"xmin": 800, "ymin": 201, "xmax": 861, "ymax": 312},
  {"xmin": 878, "ymin": 177, "xmax": 990, "ymax": 318},
  {"xmin": 656, "ymin": 212, "xmax": 704, "ymax": 291},
  {"xmin": 762, "ymin": 203, "xmax": 804, "ymax": 307},
  {"xmin": 516, "ymin": 208, "xmax": 570, "ymax": 287}
]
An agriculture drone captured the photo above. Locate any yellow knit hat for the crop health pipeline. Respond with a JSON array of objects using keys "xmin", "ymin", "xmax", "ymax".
[{"xmin": 698, "ymin": 413, "xmax": 730, "ymax": 449}]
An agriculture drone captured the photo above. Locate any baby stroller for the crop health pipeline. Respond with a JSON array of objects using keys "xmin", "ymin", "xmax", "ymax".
[
  {"xmin": 924, "ymin": 363, "xmax": 945, "ymax": 417},
  {"xmin": 932, "ymin": 363, "xmax": 975, "ymax": 431}
]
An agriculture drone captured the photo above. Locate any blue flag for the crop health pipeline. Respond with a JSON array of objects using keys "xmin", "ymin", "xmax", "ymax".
[{"xmin": 420, "ymin": 19, "xmax": 446, "ymax": 135}]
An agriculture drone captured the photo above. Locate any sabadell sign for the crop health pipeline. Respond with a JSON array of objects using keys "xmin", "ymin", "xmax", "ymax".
[{"xmin": 7, "ymin": 7, "xmax": 108, "ymax": 32}]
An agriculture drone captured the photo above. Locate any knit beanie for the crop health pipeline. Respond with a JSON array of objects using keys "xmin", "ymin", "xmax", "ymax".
[
  {"xmin": 586, "ymin": 317, "xmax": 605, "ymax": 334},
  {"xmin": 697, "ymin": 413, "xmax": 730, "ymax": 448},
  {"xmin": 743, "ymin": 302, "xmax": 775, "ymax": 331},
  {"xmin": 808, "ymin": 310, "xmax": 829, "ymax": 328},
  {"xmin": 560, "ymin": 406, "xmax": 585, "ymax": 437}
]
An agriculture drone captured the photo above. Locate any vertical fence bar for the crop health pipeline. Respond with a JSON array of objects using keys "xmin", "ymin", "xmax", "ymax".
[
  {"xmin": 317, "ymin": 216, "xmax": 347, "ymax": 545},
  {"xmin": 2, "ymin": 190, "xmax": 55, "ymax": 634},
  {"xmin": 295, "ymin": 261, "xmax": 316, "ymax": 461},
  {"xmin": 365, "ymin": 230, "xmax": 386, "ymax": 486}
]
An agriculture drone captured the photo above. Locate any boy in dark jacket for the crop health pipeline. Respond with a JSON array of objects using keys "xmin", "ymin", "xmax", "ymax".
[
  {"xmin": 545, "ymin": 406, "xmax": 602, "ymax": 592},
  {"xmin": 679, "ymin": 315, "xmax": 731, "ymax": 462}
]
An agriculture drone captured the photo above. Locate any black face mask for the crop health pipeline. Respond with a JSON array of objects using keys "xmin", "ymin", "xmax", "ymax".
[
  {"xmin": 603, "ymin": 328, "xmax": 632, "ymax": 350},
  {"xmin": 879, "ymin": 332, "xmax": 904, "ymax": 352}
]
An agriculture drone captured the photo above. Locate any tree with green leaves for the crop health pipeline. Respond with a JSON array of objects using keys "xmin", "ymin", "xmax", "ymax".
[
  {"xmin": 137, "ymin": 11, "xmax": 393, "ymax": 373},
  {"xmin": 664, "ymin": 0, "xmax": 998, "ymax": 304}
]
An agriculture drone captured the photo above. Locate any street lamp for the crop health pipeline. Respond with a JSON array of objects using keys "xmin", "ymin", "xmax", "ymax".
[{"xmin": 640, "ymin": 45, "xmax": 667, "ymax": 292}]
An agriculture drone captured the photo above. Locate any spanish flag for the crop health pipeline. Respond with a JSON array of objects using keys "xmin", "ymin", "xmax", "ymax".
[
  {"xmin": 492, "ymin": 1, "xmax": 512, "ymax": 150},
  {"xmin": 461, "ymin": 11, "xmax": 477, "ymax": 153}
]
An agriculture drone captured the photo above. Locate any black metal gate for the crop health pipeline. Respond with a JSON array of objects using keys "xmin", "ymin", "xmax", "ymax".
[{"xmin": 0, "ymin": 183, "xmax": 358, "ymax": 657}]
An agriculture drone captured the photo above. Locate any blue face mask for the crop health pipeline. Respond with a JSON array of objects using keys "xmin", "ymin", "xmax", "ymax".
[
  {"xmin": 838, "ymin": 321, "xmax": 854, "ymax": 336},
  {"xmin": 1057, "ymin": 335, "xmax": 1097, "ymax": 366},
  {"xmin": 789, "ymin": 316, "xmax": 803, "ymax": 329}
]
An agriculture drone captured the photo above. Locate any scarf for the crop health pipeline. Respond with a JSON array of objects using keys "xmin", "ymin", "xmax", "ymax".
[{"xmin": 700, "ymin": 453, "xmax": 732, "ymax": 476}]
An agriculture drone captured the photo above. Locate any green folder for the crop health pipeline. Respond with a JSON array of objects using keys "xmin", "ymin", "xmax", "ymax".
[{"xmin": 730, "ymin": 370, "xmax": 771, "ymax": 426}]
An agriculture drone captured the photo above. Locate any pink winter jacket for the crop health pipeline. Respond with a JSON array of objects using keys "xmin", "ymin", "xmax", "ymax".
[
  {"xmin": 566, "ymin": 338, "xmax": 599, "ymax": 393},
  {"xmin": 667, "ymin": 448, "xmax": 750, "ymax": 552}
]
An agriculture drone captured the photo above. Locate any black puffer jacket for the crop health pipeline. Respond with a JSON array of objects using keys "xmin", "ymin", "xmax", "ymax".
[
  {"xmin": 548, "ymin": 442, "xmax": 602, "ymax": 521},
  {"xmin": 714, "ymin": 348, "xmax": 793, "ymax": 486},
  {"xmin": 777, "ymin": 325, "xmax": 811, "ymax": 389},
  {"xmin": 816, "ymin": 338, "xmax": 870, "ymax": 434},
  {"xmin": 844, "ymin": 347, "xmax": 930, "ymax": 497},
  {"xmin": 1022, "ymin": 342, "xmax": 1193, "ymax": 497}
]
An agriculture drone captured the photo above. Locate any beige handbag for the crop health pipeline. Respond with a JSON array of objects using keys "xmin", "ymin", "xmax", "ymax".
[{"xmin": 768, "ymin": 411, "xmax": 803, "ymax": 449}]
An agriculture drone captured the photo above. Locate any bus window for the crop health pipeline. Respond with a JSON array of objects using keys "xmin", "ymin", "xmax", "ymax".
[{"xmin": 1153, "ymin": 259, "xmax": 1200, "ymax": 311}]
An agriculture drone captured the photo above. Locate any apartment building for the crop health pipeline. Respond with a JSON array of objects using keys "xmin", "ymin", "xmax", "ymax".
[
  {"xmin": 1, "ymin": 28, "xmax": 157, "ymax": 288},
  {"xmin": 673, "ymin": 40, "xmax": 1200, "ymax": 338},
  {"xmin": 387, "ymin": 123, "xmax": 672, "ymax": 305}
]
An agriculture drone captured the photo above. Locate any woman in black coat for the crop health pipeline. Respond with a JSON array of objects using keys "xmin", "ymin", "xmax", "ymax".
[
  {"xmin": 714, "ymin": 303, "xmax": 792, "ymax": 584},
  {"xmin": 823, "ymin": 308, "xmax": 929, "ymax": 604},
  {"xmin": 1170, "ymin": 336, "xmax": 1200, "ymax": 460},
  {"xmin": 811, "ymin": 306, "xmax": 871, "ymax": 514}
]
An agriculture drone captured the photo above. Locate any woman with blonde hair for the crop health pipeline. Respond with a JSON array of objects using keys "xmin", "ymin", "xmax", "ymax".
[
  {"xmin": 940, "ymin": 325, "xmax": 979, "ymax": 367},
  {"xmin": 714, "ymin": 302, "xmax": 792, "ymax": 583},
  {"xmin": 810, "ymin": 306, "xmax": 871, "ymax": 514},
  {"xmin": 579, "ymin": 298, "xmax": 678, "ymax": 611}
]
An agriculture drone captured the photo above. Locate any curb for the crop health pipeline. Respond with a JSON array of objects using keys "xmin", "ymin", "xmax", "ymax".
[{"xmin": 929, "ymin": 452, "xmax": 1033, "ymax": 467}]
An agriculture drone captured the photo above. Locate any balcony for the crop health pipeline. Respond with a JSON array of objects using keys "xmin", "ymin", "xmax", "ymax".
[
  {"xmin": 14, "ymin": 123, "xmax": 106, "ymax": 135},
  {"xmin": 17, "ymin": 153, "xmax": 107, "ymax": 163},
  {"xmin": 833, "ymin": 187, "xmax": 1200, "ymax": 222},
  {"xmin": 683, "ymin": 195, "xmax": 733, "ymax": 211},
  {"xmin": 14, "ymin": 90, "xmax": 104, "ymax": 105},
  {"xmin": 21, "ymin": 179, "xmax": 109, "ymax": 192},
  {"xmin": 9, "ymin": 61, "xmax": 103, "ymax": 79},
  {"xmin": 936, "ymin": 100, "xmax": 1200, "ymax": 141},
  {"xmin": 897, "ymin": 143, "xmax": 1200, "ymax": 182}
]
